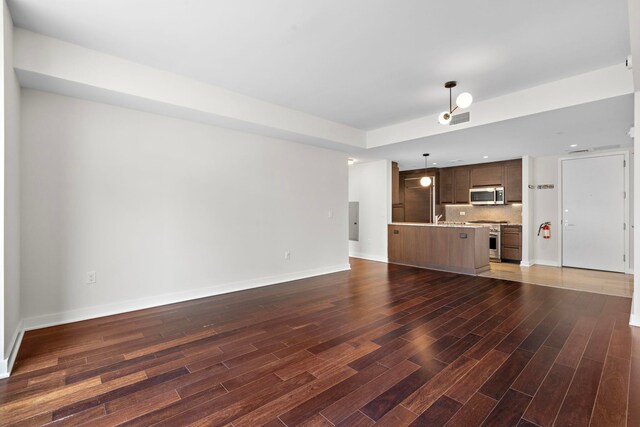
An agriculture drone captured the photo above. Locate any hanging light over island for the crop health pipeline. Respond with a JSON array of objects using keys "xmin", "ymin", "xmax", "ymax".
[{"xmin": 420, "ymin": 153, "xmax": 432, "ymax": 187}]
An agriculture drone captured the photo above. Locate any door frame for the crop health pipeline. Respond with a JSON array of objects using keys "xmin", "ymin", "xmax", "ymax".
[{"xmin": 557, "ymin": 150, "xmax": 631, "ymax": 274}]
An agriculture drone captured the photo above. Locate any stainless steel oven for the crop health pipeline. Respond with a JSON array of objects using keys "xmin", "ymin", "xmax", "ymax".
[
  {"xmin": 489, "ymin": 227, "xmax": 501, "ymax": 261},
  {"xmin": 467, "ymin": 221, "xmax": 503, "ymax": 261}
]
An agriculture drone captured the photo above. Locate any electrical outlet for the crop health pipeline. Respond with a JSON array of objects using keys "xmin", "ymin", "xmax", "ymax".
[
  {"xmin": 86, "ymin": 271, "xmax": 96, "ymax": 284},
  {"xmin": 460, "ymin": 211, "xmax": 466, "ymax": 216},
  {"xmin": 327, "ymin": 210, "xmax": 333, "ymax": 218},
  {"xmin": 284, "ymin": 251, "xmax": 291, "ymax": 260}
]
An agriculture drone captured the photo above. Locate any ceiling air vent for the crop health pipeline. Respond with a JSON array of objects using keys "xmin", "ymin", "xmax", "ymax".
[
  {"xmin": 566, "ymin": 149, "xmax": 590, "ymax": 154},
  {"xmin": 592, "ymin": 144, "xmax": 620, "ymax": 151},
  {"xmin": 450, "ymin": 112, "xmax": 470, "ymax": 125}
]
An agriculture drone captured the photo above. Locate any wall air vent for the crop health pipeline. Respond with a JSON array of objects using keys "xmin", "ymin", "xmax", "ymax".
[
  {"xmin": 450, "ymin": 112, "xmax": 470, "ymax": 125},
  {"xmin": 566, "ymin": 149, "xmax": 590, "ymax": 154}
]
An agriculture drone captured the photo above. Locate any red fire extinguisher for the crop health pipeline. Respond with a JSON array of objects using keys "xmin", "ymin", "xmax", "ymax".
[{"xmin": 538, "ymin": 222, "xmax": 551, "ymax": 239}]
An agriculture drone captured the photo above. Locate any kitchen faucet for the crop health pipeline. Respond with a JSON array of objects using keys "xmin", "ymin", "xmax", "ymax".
[{"xmin": 435, "ymin": 214, "xmax": 442, "ymax": 224}]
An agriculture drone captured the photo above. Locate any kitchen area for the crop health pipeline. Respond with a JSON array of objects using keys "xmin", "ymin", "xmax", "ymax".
[{"xmin": 388, "ymin": 158, "xmax": 523, "ymax": 275}]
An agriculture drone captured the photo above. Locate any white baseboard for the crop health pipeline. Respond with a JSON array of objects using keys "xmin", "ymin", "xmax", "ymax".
[
  {"xmin": 22, "ymin": 263, "xmax": 351, "ymax": 332},
  {"xmin": 520, "ymin": 260, "xmax": 534, "ymax": 267},
  {"xmin": 631, "ymin": 295, "xmax": 640, "ymax": 327},
  {"xmin": 349, "ymin": 252, "xmax": 388, "ymax": 263},
  {"xmin": 0, "ymin": 320, "xmax": 25, "ymax": 378},
  {"xmin": 533, "ymin": 259, "xmax": 561, "ymax": 267}
]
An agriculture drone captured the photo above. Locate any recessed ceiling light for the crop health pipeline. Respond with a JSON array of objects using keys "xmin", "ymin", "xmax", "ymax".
[
  {"xmin": 347, "ymin": 158, "xmax": 355, "ymax": 165},
  {"xmin": 569, "ymin": 144, "xmax": 578, "ymax": 148},
  {"xmin": 483, "ymin": 155, "xmax": 489, "ymax": 159},
  {"xmin": 432, "ymin": 162, "xmax": 438, "ymax": 165}
]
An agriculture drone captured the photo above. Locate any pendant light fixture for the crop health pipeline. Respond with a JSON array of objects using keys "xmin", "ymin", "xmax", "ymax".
[
  {"xmin": 420, "ymin": 153, "xmax": 432, "ymax": 187},
  {"xmin": 438, "ymin": 81, "xmax": 473, "ymax": 125}
]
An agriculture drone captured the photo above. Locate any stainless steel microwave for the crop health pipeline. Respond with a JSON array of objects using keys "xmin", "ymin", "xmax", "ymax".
[{"xmin": 469, "ymin": 187, "xmax": 505, "ymax": 205}]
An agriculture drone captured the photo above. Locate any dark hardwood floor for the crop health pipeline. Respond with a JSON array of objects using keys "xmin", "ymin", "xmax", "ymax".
[{"xmin": 1, "ymin": 258, "xmax": 638, "ymax": 426}]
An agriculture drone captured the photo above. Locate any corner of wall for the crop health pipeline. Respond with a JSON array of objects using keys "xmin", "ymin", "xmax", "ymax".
[
  {"xmin": 633, "ymin": 91, "xmax": 640, "ymax": 326},
  {"xmin": 521, "ymin": 155, "xmax": 534, "ymax": 265},
  {"xmin": 0, "ymin": 319, "xmax": 23, "ymax": 378},
  {"xmin": 631, "ymin": 294, "xmax": 640, "ymax": 327},
  {"xmin": 3, "ymin": 0, "xmax": 22, "ymax": 363}
]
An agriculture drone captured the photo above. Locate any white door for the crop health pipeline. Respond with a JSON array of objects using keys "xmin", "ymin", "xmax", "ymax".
[{"xmin": 561, "ymin": 154, "xmax": 625, "ymax": 272}]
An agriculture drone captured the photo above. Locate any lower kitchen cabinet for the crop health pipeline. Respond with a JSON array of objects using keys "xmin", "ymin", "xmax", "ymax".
[{"xmin": 501, "ymin": 225, "xmax": 522, "ymax": 262}]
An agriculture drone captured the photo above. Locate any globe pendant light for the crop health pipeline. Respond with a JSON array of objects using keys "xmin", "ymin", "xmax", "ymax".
[
  {"xmin": 438, "ymin": 81, "xmax": 473, "ymax": 125},
  {"xmin": 420, "ymin": 153, "xmax": 432, "ymax": 187},
  {"xmin": 456, "ymin": 92, "xmax": 473, "ymax": 109}
]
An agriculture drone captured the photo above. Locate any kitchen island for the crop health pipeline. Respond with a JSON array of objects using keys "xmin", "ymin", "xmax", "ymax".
[{"xmin": 388, "ymin": 223, "xmax": 490, "ymax": 275}]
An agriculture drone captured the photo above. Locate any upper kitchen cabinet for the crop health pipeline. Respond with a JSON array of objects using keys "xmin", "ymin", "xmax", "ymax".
[
  {"xmin": 439, "ymin": 168, "xmax": 454, "ymax": 204},
  {"xmin": 454, "ymin": 167, "xmax": 470, "ymax": 204},
  {"xmin": 470, "ymin": 165, "xmax": 504, "ymax": 187},
  {"xmin": 504, "ymin": 159, "xmax": 522, "ymax": 203},
  {"xmin": 392, "ymin": 158, "xmax": 522, "ymax": 209},
  {"xmin": 392, "ymin": 161, "xmax": 400, "ymax": 205}
]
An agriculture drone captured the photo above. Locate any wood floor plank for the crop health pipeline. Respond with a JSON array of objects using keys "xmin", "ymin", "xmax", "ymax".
[
  {"xmin": 373, "ymin": 404, "xmax": 418, "ymax": 427},
  {"xmin": 554, "ymin": 357, "xmax": 604, "ymax": 427},
  {"xmin": 231, "ymin": 367, "xmax": 354, "ymax": 427},
  {"xmin": 0, "ymin": 259, "xmax": 632, "ymax": 426},
  {"xmin": 629, "ymin": 353, "xmax": 640, "ymax": 427},
  {"xmin": 590, "ymin": 355, "xmax": 630, "ymax": 427},
  {"xmin": 407, "ymin": 395, "xmax": 462, "ymax": 427},
  {"xmin": 320, "ymin": 359, "xmax": 419, "ymax": 424},
  {"xmin": 480, "ymin": 389, "xmax": 531, "ymax": 427},
  {"xmin": 277, "ymin": 362, "xmax": 387, "ymax": 426},
  {"xmin": 360, "ymin": 358, "xmax": 446, "ymax": 420},
  {"xmin": 445, "ymin": 349, "xmax": 510, "ymax": 404},
  {"xmin": 334, "ymin": 411, "xmax": 375, "ymax": 427},
  {"xmin": 478, "ymin": 349, "xmax": 533, "ymax": 401},
  {"xmin": 554, "ymin": 315, "xmax": 597, "ymax": 369},
  {"xmin": 522, "ymin": 362, "xmax": 575, "ymax": 427},
  {"xmin": 445, "ymin": 392, "xmax": 497, "ymax": 427},
  {"xmin": 402, "ymin": 355, "xmax": 477, "ymax": 414},
  {"xmin": 582, "ymin": 313, "xmax": 616, "ymax": 363},
  {"xmin": 511, "ymin": 345, "xmax": 559, "ymax": 396}
]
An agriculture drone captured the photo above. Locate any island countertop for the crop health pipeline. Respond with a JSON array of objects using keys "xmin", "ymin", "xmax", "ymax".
[
  {"xmin": 388, "ymin": 223, "xmax": 490, "ymax": 275},
  {"xmin": 389, "ymin": 222, "xmax": 486, "ymax": 229}
]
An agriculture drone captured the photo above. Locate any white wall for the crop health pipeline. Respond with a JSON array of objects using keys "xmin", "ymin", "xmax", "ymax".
[
  {"xmin": 531, "ymin": 155, "xmax": 561, "ymax": 266},
  {"xmin": 348, "ymin": 160, "xmax": 390, "ymax": 262},
  {"xmin": 529, "ymin": 151, "xmax": 634, "ymax": 269},
  {"xmin": 20, "ymin": 90, "xmax": 349, "ymax": 327},
  {"xmin": 2, "ymin": 0, "xmax": 21, "ymax": 373},
  {"xmin": 521, "ymin": 156, "xmax": 534, "ymax": 266},
  {"xmin": 13, "ymin": 29, "xmax": 366, "ymax": 152},
  {"xmin": 633, "ymin": 91, "xmax": 640, "ymax": 326}
]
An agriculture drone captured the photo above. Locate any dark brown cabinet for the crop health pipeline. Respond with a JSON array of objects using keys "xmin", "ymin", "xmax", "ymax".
[
  {"xmin": 395, "ymin": 158, "xmax": 522, "ymax": 208},
  {"xmin": 501, "ymin": 225, "xmax": 522, "ymax": 262},
  {"xmin": 439, "ymin": 168, "xmax": 454, "ymax": 204},
  {"xmin": 388, "ymin": 224, "xmax": 490, "ymax": 274},
  {"xmin": 392, "ymin": 207, "xmax": 405, "ymax": 222},
  {"xmin": 392, "ymin": 162, "xmax": 400, "ymax": 205},
  {"xmin": 471, "ymin": 165, "xmax": 504, "ymax": 187},
  {"xmin": 454, "ymin": 167, "xmax": 470, "ymax": 204},
  {"xmin": 505, "ymin": 160, "xmax": 522, "ymax": 203}
]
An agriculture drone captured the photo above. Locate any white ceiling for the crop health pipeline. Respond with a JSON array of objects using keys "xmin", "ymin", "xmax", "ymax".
[
  {"xmin": 7, "ymin": 0, "xmax": 630, "ymax": 130},
  {"xmin": 354, "ymin": 94, "xmax": 634, "ymax": 170}
]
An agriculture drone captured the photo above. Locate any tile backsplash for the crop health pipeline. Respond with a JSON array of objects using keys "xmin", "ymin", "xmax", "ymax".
[{"xmin": 445, "ymin": 204, "xmax": 522, "ymax": 224}]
